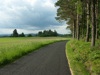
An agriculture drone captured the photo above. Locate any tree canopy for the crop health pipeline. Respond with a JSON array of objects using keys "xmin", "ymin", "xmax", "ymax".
[
  {"xmin": 11, "ymin": 29, "xmax": 25, "ymax": 37},
  {"xmin": 38, "ymin": 30, "xmax": 58, "ymax": 37},
  {"xmin": 12, "ymin": 29, "xmax": 19, "ymax": 37},
  {"xmin": 55, "ymin": 0, "xmax": 100, "ymax": 46}
]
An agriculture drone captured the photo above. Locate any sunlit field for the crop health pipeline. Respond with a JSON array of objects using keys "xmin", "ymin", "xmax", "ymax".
[{"xmin": 0, "ymin": 37, "xmax": 70, "ymax": 66}]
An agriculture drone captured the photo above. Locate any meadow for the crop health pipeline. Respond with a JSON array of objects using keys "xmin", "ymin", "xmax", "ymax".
[{"xmin": 0, "ymin": 37, "xmax": 69, "ymax": 66}]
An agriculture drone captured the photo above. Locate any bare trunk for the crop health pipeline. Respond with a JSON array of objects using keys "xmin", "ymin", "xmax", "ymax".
[
  {"xmin": 82, "ymin": 6, "xmax": 85, "ymax": 39},
  {"xmin": 82, "ymin": 14, "xmax": 84, "ymax": 39},
  {"xmin": 96, "ymin": 0, "xmax": 99, "ymax": 39},
  {"xmin": 77, "ymin": 14, "xmax": 79, "ymax": 40},
  {"xmin": 86, "ymin": 1, "xmax": 90, "ymax": 42},
  {"xmin": 75, "ymin": 27, "xmax": 77, "ymax": 38},
  {"xmin": 91, "ymin": 0, "xmax": 96, "ymax": 46},
  {"xmin": 73, "ymin": 20, "xmax": 75, "ymax": 39}
]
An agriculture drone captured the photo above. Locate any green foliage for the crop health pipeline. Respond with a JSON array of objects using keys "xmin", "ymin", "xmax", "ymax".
[
  {"xmin": 55, "ymin": 0, "xmax": 77, "ymax": 34},
  {"xmin": 66, "ymin": 40, "xmax": 100, "ymax": 75},
  {"xmin": 19, "ymin": 32, "xmax": 25, "ymax": 37},
  {"xmin": 38, "ymin": 30, "xmax": 58, "ymax": 37},
  {"xmin": 11, "ymin": 29, "xmax": 25, "ymax": 37},
  {"xmin": 12, "ymin": 29, "xmax": 19, "ymax": 37},
  {"xmin": 0, "ymin": 37, "xmax": 68, "ymax": 66},
  {"xmin": 56, "ymin": 0, "xmax": 100, "ymax": 46},
  {"xmin": 77, "ymin": 0, "xmax": 83, "ymax": 15},
  {"xmin": 60, "ymin": 34, "xmax": 72, "ymax": 38},
  {"xmin": 27, "ymin": 34, "xmax": 32, "ymax": 37}
]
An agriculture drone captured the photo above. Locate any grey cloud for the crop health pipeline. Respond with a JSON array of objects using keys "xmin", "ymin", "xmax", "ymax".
[{"xmin": 0, "ymin": 0, "xmax": 64, "ymax": 32}]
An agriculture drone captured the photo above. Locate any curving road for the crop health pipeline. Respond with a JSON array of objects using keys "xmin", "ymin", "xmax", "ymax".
[{"xmin": 0, "ymin": 41, "xmax": 71, "ymax": 75}]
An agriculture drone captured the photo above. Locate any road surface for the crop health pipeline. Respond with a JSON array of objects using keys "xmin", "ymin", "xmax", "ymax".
[{"xmin": 0, "ymin": 41, "xmax": 71, "ymax": 75}]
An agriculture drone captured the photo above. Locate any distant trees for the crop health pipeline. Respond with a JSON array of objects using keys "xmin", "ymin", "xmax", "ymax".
[
  {"xmin": 11, "ymin": 29, "xmax": 25, "ymax": 37},
  {"xmin": 11, "ymin": 29, "xmax": 58, "ymax": 37},
  {"xmin": 60, "ymin": 34, "xmax": 72, "ymax": 37},
  {"xmin": 19, "ymin": 32, "xmax": 25, "ymax": 37},
  {"xmin": 55, "ymin": 0, "xmax": 100, "ymax": 47},
  {"xmin": 27, "ymin": 34, "xmax": 32, "ymax": 37},
  {"xmin": 38, "ymin": 30, "xmax": 58, "ymax": 37},
  {"xmin": 12, "ymin": 29, "xmax": 19, "ymax": 37}
]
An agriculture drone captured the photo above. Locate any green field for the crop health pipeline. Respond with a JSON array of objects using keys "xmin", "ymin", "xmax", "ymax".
[{"xmin": 0, "ymin": 37, "xmax": 70, "ymax": 66}]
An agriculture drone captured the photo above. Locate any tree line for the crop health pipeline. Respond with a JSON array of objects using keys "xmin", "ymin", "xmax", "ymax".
[
  {"xmin": 38, "ymin": 30, "xmax": 58, "ymax": 37},
  {"xmin": 11, "ymin": 29, "xmax": 32, "ymax": 37},
  {"xmin": 11, "ymin": 29, "xmax": 58, "ymax": 37},
  {"xmin": 55, "ymin": 0, "xmax": 100, "ymax": 46}
]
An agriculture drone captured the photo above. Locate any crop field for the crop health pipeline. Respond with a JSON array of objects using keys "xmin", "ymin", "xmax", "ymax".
[{"xmin": 0, "ymin": 37, "xmax": 70, "ymax": 66}]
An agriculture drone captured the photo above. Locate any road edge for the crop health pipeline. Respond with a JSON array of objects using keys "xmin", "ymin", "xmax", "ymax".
[{"xmin": 65, "ymin": 43, "xmax": 74, "ymax": 75}]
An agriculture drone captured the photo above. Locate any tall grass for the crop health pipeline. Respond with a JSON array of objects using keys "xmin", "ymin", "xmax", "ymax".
[
  {"xmin": 0, "ymin": 37, "xmax": 69, "ymax": 66},
  {"xmin": 66, "ymin": 39, "xmax": 100, "ymax": 75}
]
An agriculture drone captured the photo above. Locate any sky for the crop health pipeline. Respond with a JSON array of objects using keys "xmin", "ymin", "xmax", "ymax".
[{"xmin": 0, "ymin": 0, "xmax": 71, "ymax": 34}]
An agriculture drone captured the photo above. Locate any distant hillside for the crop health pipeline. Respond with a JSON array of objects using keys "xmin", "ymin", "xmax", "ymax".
[{"xmin": 0, "ymin": 34, "xmax": 11, "ymax": 37}]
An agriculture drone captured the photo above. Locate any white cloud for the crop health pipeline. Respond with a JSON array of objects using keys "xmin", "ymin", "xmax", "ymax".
[
  {"xmin": 26, "ymin": 0, "xmax": 37, "ymax": 6},
  {"xmin": 42, "ymin": 0, "xmax": 54, "ymax": 8},
  {"xmin": 45, "ymin": 24, "xmax": 71, "ymax": 34},
  {"xmin": 0, "ymin": 28, "xmax": 14, "ymax": 34}
]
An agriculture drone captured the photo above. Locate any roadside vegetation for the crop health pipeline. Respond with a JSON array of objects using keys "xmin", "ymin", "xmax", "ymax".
[
  {"xmin": 66, "ymin": 39, "xmax": 100, "ymax": 75},
  {"xmin": 0, "ymin": 37, "xmax": 69, "ymax": 66}
]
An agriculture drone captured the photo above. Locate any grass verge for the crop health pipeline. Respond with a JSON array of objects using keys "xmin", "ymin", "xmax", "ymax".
[{"xmin": 66, "ymin": 39, "xmax": 100, "ymax": 75}]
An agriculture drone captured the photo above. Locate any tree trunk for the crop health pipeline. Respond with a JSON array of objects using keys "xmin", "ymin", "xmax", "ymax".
[
  {"xmin": 73, "ymin": 20, "xmax": 75, "ymax": 39},
  {"xmin": 82, "ymin": 14, "xmax": 84, "ymax": 39},
  {"xmin": 96, "ymin": 0, "xmax": 99, "ymax": 39},
  {"xmin": 77, "ymin": 14, "xmax": 79, "ymax": 40},
  {"xmin": 75, "ymin": 21, "xmax": 77, "ymax": 38},
  {"xmin": 86, "ymin": 1, "xmax": 90, "ymax": 42},
  {"xmin": 91, "ymin": 0, "xmax": 96, "ymax": 46},
  {"xmin": 75, "ymin": 27, "xmax": 77, "ymax": 38},
  {"xmin": 82, "ymin": 5, "xmax": 85, "ymax": 39}
]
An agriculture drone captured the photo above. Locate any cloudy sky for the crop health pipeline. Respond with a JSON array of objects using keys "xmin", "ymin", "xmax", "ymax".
[{"xmin": 0, "ymin": 0, "xmax": 71, "ymax": 34}]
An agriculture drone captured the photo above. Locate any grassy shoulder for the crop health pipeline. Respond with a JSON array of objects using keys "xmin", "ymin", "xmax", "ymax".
[
  {"xmin": 66, "ymin": 40, "xmax": 100, "ymax": 75},
  {"xmin": 0, "ymin": 37, "xmax": 70, "ymax": 67}
]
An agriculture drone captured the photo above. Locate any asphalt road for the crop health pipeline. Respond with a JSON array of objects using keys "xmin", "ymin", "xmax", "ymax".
[{"xmin": 0, "ymin": 41, "xmax": 71, "ymax": 75}]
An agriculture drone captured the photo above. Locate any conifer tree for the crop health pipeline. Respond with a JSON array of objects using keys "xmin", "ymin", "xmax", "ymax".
[
  {"xmin": 12, "ymin": 29, "xmax": 18, "ymax": 37},
  {"xmin": 91, "ymin": 0, "xmax": 96, "ymax": 46},
  {"xmin": 86, "ymin": 0, "xmax": 90, "ymax": 42}
]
